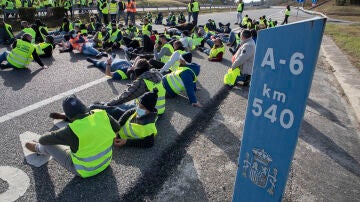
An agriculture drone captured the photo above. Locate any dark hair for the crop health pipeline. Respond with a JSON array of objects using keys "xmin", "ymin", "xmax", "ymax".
[
  {"xmin": 182, "ymin": 30, "xmax": 189, "ymax": 36},
  {"xmin": 250, "ymin": 29, "xmax": 257, "ymax": 38},
  {"xmin": 242, "ymin": 30, "xmax": 252, "ymax": 39},
  {"xmin": 134, "ymin": 59, "xmax": 150, "ymax": 77}
]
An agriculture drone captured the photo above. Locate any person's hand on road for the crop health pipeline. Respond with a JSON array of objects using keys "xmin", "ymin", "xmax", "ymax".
[
  {"xmin": 192, "ymin": 102, "xmax": 203, "ymax": 108},
  {"xmin": 114, "ymin": 137, "xmax": 127, "ymax": 147}
]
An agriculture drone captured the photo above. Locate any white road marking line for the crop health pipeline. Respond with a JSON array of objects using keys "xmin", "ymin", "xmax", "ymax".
[
  {"xmin": 0, "ymin": 166, "xmax": 30, "ymax": 201},
  {"xmin": 0, "ymin": 77, "xmax": 109, "ymax": 124}
]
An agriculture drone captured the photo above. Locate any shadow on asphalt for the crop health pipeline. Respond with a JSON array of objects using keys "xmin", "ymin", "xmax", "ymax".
[
  {"xmin": 306, "ymin": 98, "xmax": 347, "ymax": 128},
  {"xmin": 300, "ymin": 121, "xmax": 360, "ymax": 177},
  {"xmin": 0, "ymin": 67, "xmax": 44, "ymax": 90},
  {"xmin": 31, "ymin": 164, "xmax": 120, "ymax": 200}
]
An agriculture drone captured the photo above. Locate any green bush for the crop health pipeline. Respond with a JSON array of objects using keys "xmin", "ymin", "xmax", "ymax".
[{"xmin": 18, "ymin": 7, "xmax": 37, "ymax": 22}]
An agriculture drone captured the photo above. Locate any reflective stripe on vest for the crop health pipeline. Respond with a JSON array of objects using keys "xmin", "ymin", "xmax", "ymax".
[
  {"xmin": 192, "ymin": 2, "xmax": 199, "ymax": 12},
  {"xmin": 165, "ymin": 66, "xmax": 197, "ymax": 94},
  {"xmin": 169, "ymin": 50, "xmax": 186, "ymax": 72},
  {"xmin": 23, "ymin": 28, "xmax": 36, "ymax": 44},
  {"xmin": 115, "ymin": 70, "xmax": 128, "ymax": 80},
  {"xmin": 160, "ymin": 43, "xmax": 174, "ymax": 63},
  {"xmin": 69, "ymin": 110, "xmax": 116, "ymax": 178},
  {"xmin": 7, "ymin": 39, "xmax": 34, "ymax": 68},
  {"xmin": 209, "ymin": 45, "xmax": 225, "ymax": 59},
  {"xmin": 109, "ymin": 2, "xmax": 117, "ymax": 13},
  {"xmin": 143, "ymin": 79, "xmax": 166, "ymax": 115},
  {"xmin": 119, "ymin": 113, "xmax": 157, "ymax": 139}
]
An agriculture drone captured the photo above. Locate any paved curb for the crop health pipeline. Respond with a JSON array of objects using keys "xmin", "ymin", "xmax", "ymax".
[{"xmin": 321, "ymin": 35, "xmax": 360, "ymax": 125}]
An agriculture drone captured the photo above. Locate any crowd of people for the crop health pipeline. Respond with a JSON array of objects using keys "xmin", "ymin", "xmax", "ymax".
[{"xmin": 0, "ymin": 1, "xmax": 291, "ymax": 178}]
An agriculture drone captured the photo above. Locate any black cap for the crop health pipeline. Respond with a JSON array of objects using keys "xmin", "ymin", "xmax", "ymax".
[
  {"xmin": 62, "ymin": 95, "xmax": 89, "ymax": 120},
  {"xmin": 140, "ymin": 89, "xmax": 158, "ymax": 112},
  {"xmin": 180, "ymin": 52, "xmax": 192, "ymax": 64}
]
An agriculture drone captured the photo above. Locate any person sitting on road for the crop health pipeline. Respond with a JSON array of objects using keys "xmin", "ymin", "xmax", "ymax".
[
  {"xmin": 157, "ymin": 40, "xmax": 187, "ymax": 73},
  {"xmin": 224, "ymin": 30, "xmax": 255, "ymax": 87},
  {"xmin": 0, "ymin": 34, "xmax": 48, "ymax": 69},
  {"xmin": 15, "ymin": 21, "xmax": 36, "ymax": 44},
  {"xmin": 178, "ymin": 12, "xmax": 186, "ymax": 24},
  {"xmin": 92, "ymin": 26, "xmax": 109, "ymax": 49},
  {"xmin": 25, "ymin": 95, "xmax": 119, "ymax": 178},
  {"xmin": 35, "ymin": 35, "xmax": 55, "ymax": 58},
  {"xmin": 104, "ymin": 58, "xmax": 166, "ymax": 115},
  {"xmin": 162, "ymin": 52, "xmax": 202, "ymax": 107},
  {"xmin": 113, "ymin": 89, "xmax": 159, "ymax": 148},
  {"xmin": 154, "ymin": 12, "xmax": 163, "ymax": 25},
  {"xmin": 102, "ymin": 22, "xmax": 122, "ymax": 52},
  {"xmin": 59, "ymin": 30, "xmax": 108, "ymax": 58},
  {"xmin": 148, "ymin": 34, "xmax": 174, "ymax": 68},
  {"xmin": 165, "ymin": 11, "xmax": 176, "ymax": 26},
  {"xmin": 199, "ymin": 37, "xmax": 225, "ymax": 62},
  {"xmin": 34, "ymin": 19, "xmax": 49, "ymax": 43},
  {"xmin": 179, "ymin": 30, "xmax": 192, "ymax": 52},
  {"xmin": 0, "ymin": 17, "xmax": 15, "ymax": 45}
]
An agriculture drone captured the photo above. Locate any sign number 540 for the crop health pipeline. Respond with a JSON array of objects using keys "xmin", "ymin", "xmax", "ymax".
[{"xmin": 251, "ymin": 98, "xmax": 294, "ymax": 129}]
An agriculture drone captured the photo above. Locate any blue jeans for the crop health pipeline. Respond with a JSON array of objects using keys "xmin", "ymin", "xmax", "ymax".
[
  {"xmin": 95, "ymin": 59, "xmax": 132, "ymax": 72},
  {"xmin": 236, "ymin": 73, "xmax": 249, "ymax": 82},
  {"xmin": 192, "ymin": 12, "xmax": 199, "ymax": 25},
  {"xmin": 82, "ymin": 43, "xmax": 100, "ymax": 56},
  {"xmin": 126, "ymin": 12, "xmax": 135, "ymax": 25},
  {"xmin": 229, "ymin": 31, "xmax": 236, "ymax": 45},
  {"xmin": 0, "ymin": 51, "xmax": 9, "ymax": 64}
]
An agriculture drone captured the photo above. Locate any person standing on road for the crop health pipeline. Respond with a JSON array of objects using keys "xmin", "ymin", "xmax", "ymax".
[
  {"xmin": 224, "ymin": 30, "xmax": 255, "ymax": 87},
  {"xmin": 0, "ymin": 34, "xmax": 49, "ymax": 69},
  {"xmin": 187, "ymin": 0, "xmax": 193, "ymax": 23},
  {"xmin": 191, "ymin": 0, "xmax": 200, "ymax": 25},
  {"xmin": 117, "ymin": 0, "xmax": 126, "ymax": 22},
  {"xmin": 125, "ymin": 0, "xmax": 136, "ymax": 26},
  {"xmin": 235, "ymin": 0, "xmax": 244, "ymax": 25},
  {"xmin": 281, "ymin": 5, "xmax": 290, "ymax": 25},
  {"xmin": 25, "ymin": 95, "xmax": 119, "ymax": 178}
]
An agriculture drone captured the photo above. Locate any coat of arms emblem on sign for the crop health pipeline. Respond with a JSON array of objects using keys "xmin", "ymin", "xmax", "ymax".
[{"xmin": 242, "ymin": 148, "xmax": 278, "ymax": 196}]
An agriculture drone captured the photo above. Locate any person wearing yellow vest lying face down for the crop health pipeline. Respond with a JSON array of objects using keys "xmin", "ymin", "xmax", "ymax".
[
  {"xmin": 114, "ymin": 89, "xmax": 158, "ymax": 148},
  {"xmin": 0, "ymin": 34, "xmax": 49, "ymax": 69},
  {"xmin": 25, "ymin": 95, "xmax": 120, "ymax": 178},
  {"xmin": 162, "ymin": 52, "xmax": 202, "ymax": 108}
]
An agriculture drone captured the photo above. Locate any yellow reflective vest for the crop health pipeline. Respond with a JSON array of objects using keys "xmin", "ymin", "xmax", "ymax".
[
  {"xmin": 119, "ymin": 112, "xmax": 157, "ymax": 139},
  {"xmin": 35, "ymin": 42, "xmax": 53, "ymax": 55},
  {"xmin": 7, "ymin": 39, "xmax": 35, "ymax": 69},
  {"xmin": 142, "ymin": 23, "xmax": 151, "ymax": 37},
  {"xmin": 169, "ymin": 50, "xmax": 186, "ymax": 72},
  {"xmin": 109, "ymin": 2, "xmax": 117, "ymax": 13},
  {"xmin": 109, "ymin": 29, "xmax": 120, "ymax": 42},
  {"xmin": 23, "ymin": 28, "xmax": 36, "ymax": 44},
  {"xmin": 143, "ymin": 79, "xmax": 166, "ymax": 115},
  {"xmin": 224, "ymin": 68, "xmax": 240, "ymax": 86},
  {"xmin": 160, "ymin": 43, "xmax": 174, "ymax": 63},
  {"xmin": 237, "ymin": 2, "xmax": 244, "ymax": 12},
  {"xmin": 165, "ymin": 66, "xmax": 197, "ymax": 95},
  {"xmin": 209, "ymin": 45, "xmax": 225, "ymax": 59},
  {"xmin": 285, "ymin": 8, "xmax": 290, "ymax": 16},
  {"xmin": 4, "ymin": 23, "xmax": 14, "ymax": 38},
  {"xmin": 192, "ymin": 1, "xmax": 199, "ymax": 12},
  {"xmin": 69, "ymin": 110, "xmax": 116, "ymax": 178}
]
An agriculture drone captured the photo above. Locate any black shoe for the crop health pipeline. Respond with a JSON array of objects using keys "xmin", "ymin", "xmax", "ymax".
[
  {"xmin": 101, "ymin": 52, "xmax": 108, "ymax": 57},
  {"xmin": 86, "ymin": 57, "xmax": 96, "ymax": 65}
]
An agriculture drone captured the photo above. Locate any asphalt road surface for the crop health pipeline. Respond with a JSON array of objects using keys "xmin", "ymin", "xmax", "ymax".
[{"xmin": 0, "ymin": 8, "xmax": 358, "ymax": 201}]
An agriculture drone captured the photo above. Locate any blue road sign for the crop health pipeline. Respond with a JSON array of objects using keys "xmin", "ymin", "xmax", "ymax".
[
  {"xmin": 297, "ymin": 0, "xmax": 304, "ymax": 3},
  {"xmin": 232, "ymin": 18, "xmax": 327, "ymax": 201},
  {"xmin": 312, "ymin": 0, "xmax": 317, "ymax": 4}
]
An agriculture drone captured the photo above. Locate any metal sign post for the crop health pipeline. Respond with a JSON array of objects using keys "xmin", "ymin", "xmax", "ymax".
[{"xmin": 232, "ymin": 17, "xmax": 327, "ymax": 202}]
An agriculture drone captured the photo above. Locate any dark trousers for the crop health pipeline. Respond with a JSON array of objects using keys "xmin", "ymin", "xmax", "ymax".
[
  {"xmin": 192, "ymin": 12, "xmax": 199, "ymax": 25},
  {"xmin": 149, "ymin": 59, "xmax": 164, "ymax": 69},
  {"xmin": 282, "ymin": 15, "xmax": 289, "ymax": 25},
  {"xmin": 103, "ymin": 14, "xmax": 109, "ymax": 25}
]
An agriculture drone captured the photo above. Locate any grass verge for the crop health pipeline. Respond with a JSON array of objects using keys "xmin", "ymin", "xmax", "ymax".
[{"xmin": 325, "ymin": 23, "xmax": 360, "ymax": 70}]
